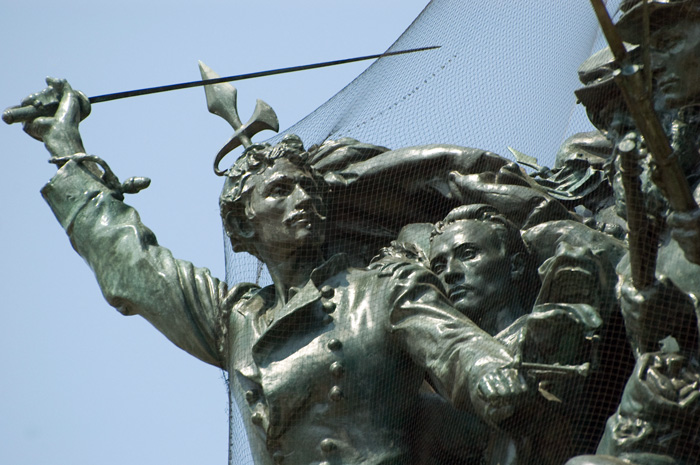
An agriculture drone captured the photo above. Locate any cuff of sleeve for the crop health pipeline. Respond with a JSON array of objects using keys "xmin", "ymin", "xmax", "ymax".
[{"xmin": 41, "ymin": 159, "xmax": 114, "ymax": 232}]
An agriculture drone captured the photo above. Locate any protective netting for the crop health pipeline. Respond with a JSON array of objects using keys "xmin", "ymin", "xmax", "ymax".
[
  {"xmin": 225, "ymin": 0, "xmax": 608, "ymax": 287},
  {"xmin": 220, "ymin": 1, "xmax": 700, "ymax": 464}
]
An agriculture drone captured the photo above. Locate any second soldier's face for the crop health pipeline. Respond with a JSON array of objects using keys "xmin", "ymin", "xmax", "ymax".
[{"xmin": 429, "ymin": 221, "xmax": 512, "ymax": 325}]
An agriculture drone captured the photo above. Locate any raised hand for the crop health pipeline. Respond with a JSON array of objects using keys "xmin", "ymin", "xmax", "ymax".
[{"xmin": 19, "ymin": 77, "xmax": 90, "ymax": 158}]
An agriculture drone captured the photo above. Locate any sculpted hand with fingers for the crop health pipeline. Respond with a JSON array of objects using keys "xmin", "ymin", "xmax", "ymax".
[{"xmin": 20, "ymin": 77, "xmax": 90, "ymax": 158}]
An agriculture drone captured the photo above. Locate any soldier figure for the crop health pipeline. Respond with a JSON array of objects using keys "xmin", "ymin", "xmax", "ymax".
[
  {"xmin": 568, "ymin": 1, "xmax": 700, "ymax": 464},
  {"xmin": 19, "ymin": 78, "xmax": 531, "ymax": 465}
]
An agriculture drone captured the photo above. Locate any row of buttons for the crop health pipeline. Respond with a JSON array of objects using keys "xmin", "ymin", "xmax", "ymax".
[
  {"xmin": 327, "ymin": 337, "xmax": 343, "ymax": 402},
  {"xmin": 262, "ymin": 284, "xmax": 343, "ymax": 464},
  {"xmin": 322, "ymin": 284, "xmax": 343, "ymax": 460},
  {"xmin": 321, "ymin": 284, "xmax": 336, "ymax": 326}
]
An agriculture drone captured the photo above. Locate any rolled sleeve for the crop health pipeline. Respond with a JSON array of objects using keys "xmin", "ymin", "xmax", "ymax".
[{"xmin": 42, "ymin": 160, "xmax": 225, "ymax": 367}]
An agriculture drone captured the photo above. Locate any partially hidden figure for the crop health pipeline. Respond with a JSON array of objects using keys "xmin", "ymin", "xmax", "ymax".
[
  {"xmin": 16, "ymin": 78, "xmax": 533, "ymax": 465},
  {"xmin": 565, "ymin": 1, "xmax": 700, "ymax": 464}
]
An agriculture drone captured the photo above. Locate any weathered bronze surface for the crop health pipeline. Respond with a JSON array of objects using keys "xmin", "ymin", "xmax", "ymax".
[
  {"xmin": 7, "ymin": 2, "xmax": 700, "ymax": 463},
  {"xmin": 565, "ymin": 1, "xmax": 700, "ymax": 464},
  {"xmin": 16, "ymin": 78, "xmax": 537, "ymax": 464}
]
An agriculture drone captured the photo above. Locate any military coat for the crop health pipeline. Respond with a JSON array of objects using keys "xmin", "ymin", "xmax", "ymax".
[{"xmin": 42, "ymin": 160, "xmax": 515, "ymax": 465}]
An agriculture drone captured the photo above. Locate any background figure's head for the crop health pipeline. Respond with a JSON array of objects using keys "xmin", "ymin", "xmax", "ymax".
[
  {"xmin": 429, "ymin": 204, "xmax": 537, "ymax": 334},
  {"xmin": 617, "ymin": 0, "xmax": 700, "ymax": 111},
  {"xmin": 219, "ymin": 134, "xmax": 326, "ymax": 261},
  {"xmin": 575, "ymin": 45, "xmax": 635, "ymax": 136}
]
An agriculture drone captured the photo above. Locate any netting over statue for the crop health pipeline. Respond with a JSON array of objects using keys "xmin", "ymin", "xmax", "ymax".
[
  {"xmin": 9, "ymin": 0, "xmax": 700, "ymax": 464},
  {"xmin": 215, "ymin": 1, "xmax": 700, "ymax": 464},
  {"xmin": 223, "ymin": 0, "xmax": 609, "ymax": 288}
]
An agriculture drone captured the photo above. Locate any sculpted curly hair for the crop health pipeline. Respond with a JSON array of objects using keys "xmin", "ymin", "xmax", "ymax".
[
  {"xmin": 431, "ymin": 204, "xmax": 528, "ymax": 259},
  {"xmin": 219, "ymin": 134, "xmax": 323, "ymax": 258}
]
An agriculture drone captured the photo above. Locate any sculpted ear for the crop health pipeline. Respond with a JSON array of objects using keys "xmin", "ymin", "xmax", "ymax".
[
  {"xmin": 510, "ymin": 252, "xmax": 526, "ymax": 282},
  {"xmin": 224, "ymin": 210, "xmax": 255, "ymax": 241}
]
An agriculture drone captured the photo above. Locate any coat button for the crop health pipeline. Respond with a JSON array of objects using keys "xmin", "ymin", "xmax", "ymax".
[
  {"xmin": 251, "ymin": 412, "xmax": 263, "ymax": 426},
  {"xmin": 322, "ymin": 314, "xmax": 333, "ymax": 325},
  {"xmin": 320, "ymin": 285, "xmax": 334, "ymax": 298},
  {"xmin": 245, "ymin": 390, "xmax": 258, "ymax": 404},
  {"xmin": 272, "ymin": 451, "xmax": 285, "ymax": 463},
  {"xmin": 329, "ymin": 386, "xmax": 344, "ymax": 402},
  {"xmin": 320, "ymin": 438, "xmax": 337, "ymax": 454},
  {"xmin": 330, "ymin": 361, "xmax": 345, "ymax": 378},
  {"xmin": 327, "ymin": 339, "xmax": 342, "ymax": 351},
  {"xmin": 322, "ymin": 300, "xmax": 336, "ymax": 314}
]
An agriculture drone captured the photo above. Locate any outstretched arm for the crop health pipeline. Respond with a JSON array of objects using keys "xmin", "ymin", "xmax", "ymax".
[
  {"xmin": 16, "ymin": 79, "xmax": 229, "ymax": 367},
  {"xmin": 383, "ymin": 260, "xmax": 529, "ymax": 426}
]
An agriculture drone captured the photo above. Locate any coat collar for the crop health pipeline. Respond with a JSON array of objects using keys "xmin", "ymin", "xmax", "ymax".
[
  {"xmin": 250, "ymin": 253, "xmax": 349, "ymax": 359},
  {"xmin": 310, "ymin": 253, "xmax": 350, "ymax": 286}
]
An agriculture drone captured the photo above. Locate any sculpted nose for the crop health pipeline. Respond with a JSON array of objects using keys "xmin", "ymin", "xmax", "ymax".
[
  {"xmin": 291, "ymin": 185, "xmax": 312, "ymax": 205},
  {"xmin": 651, "ymin": 50, "xmax": 668, "ymax": 73},
  {"xmin": 443, "ymin": 259, "xmax": 465, "ymax": 285},
  {"xmin": 444, "ymin": 271, "xmax": 463, "ymax": 285}
]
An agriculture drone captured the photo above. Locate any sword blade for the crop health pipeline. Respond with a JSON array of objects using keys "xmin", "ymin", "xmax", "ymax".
[
  {"xmin": 91, "ymin": 45, "xmax": 441, "ymax": 103},
  {"xmin": 4, "ymin": 46, "xmax": 440, "ymax": 124}
]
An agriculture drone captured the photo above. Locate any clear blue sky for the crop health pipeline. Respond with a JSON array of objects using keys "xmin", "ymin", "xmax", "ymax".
[{"xmin": 0, "ymin": 1, "xmax": 606, "ymax": 464}]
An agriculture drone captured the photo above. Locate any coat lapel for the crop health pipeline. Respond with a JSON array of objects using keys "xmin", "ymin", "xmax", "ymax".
[
  {"xmin": 251, "ymin": 280, "xmax": 322, "ymax": 361},
  {"xmin": 250, "ymin": 254, "xmax": 350, "ymax": 362}
]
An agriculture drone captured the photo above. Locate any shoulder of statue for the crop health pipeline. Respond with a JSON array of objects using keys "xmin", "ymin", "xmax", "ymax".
[
  {"xmin": 216, "ymin": 282, "xmax": 272, "ymax": 360},
  {"xmin": 222, "ymin": 282, "xmax": 268, "ymax": 311},
  {"xmin": 368, "ymin": 258, "xmax": 439, "ymax": 287}
]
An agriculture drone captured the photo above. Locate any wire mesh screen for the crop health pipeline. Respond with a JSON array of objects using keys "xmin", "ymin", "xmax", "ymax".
[
  {"xmin": 219, "ymin": 1, "xmax": 700, "ymax": 464},
  {"xmin": 225, "ymin": 0, "xmax": 607, "ymax": 290}
]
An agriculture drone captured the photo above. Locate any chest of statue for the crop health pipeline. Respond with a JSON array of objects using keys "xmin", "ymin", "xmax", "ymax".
[{"xmin": 226, "ymin": 267, "xmax": 423, "ymax": 465}]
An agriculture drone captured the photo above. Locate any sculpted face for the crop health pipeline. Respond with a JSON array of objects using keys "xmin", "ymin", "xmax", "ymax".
[
  {"xmin": 429, "ymin": 220, "xmax": 512, "ymax": 325},
  {"xmin": 246, "ymin": 158, "xmax": 325, "ymax": 254},
  {"xmin": 651, "ymin": 19, "xmax": 700, "ymax": 109}
]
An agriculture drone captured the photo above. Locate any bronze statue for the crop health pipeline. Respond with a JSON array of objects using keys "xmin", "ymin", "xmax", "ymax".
[
  {"xmin": 13, "ymin": 2, "xmax": 700, "ymax": 462},
  {"xmin": 428, "ymin": 204, "xmax": 631, "ymax": 463},
  {"xmin": 16, "ymin": 77, "xmax": 537, "ymax": 465}
]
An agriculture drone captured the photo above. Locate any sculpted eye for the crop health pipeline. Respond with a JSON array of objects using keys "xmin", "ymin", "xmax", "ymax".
[
  {"xmin": 667, "ymin": 39, "xmax": 684, "ymax": 54},
  {"xmin": 653, "ymin": 33, "xmax": 684, "ymax": 54},
  {"xmin": 268, "ymin": 181, "xmax": 293, "ymax": 197},
  {"xmin": 300, "ymin": 178, "xmax": 319, "ymax": 197},
  {"xmin": 431, "ymin": 261, "xmax": 446, "ymax": 275},
  {"xmin": 459, "ymin": 247, "xmax": 477, "ymax": 260}
]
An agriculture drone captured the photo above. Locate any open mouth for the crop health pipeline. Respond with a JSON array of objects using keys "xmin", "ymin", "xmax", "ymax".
[
  {"xmin": 549, "ymin": 266, "xmax": 596, "ymax": 304},
  {"xmin": 292, "ymin": 218, "xmax": 311, "ymax": 228},
  {"xmin": 285, "ymin": 211, "xmax": 310, "ymax": 224}
]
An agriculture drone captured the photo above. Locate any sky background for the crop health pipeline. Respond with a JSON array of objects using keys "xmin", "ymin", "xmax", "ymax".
[{"xmin": 0, "ymin": 1, "xmax": 611, "ymax": 464}]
